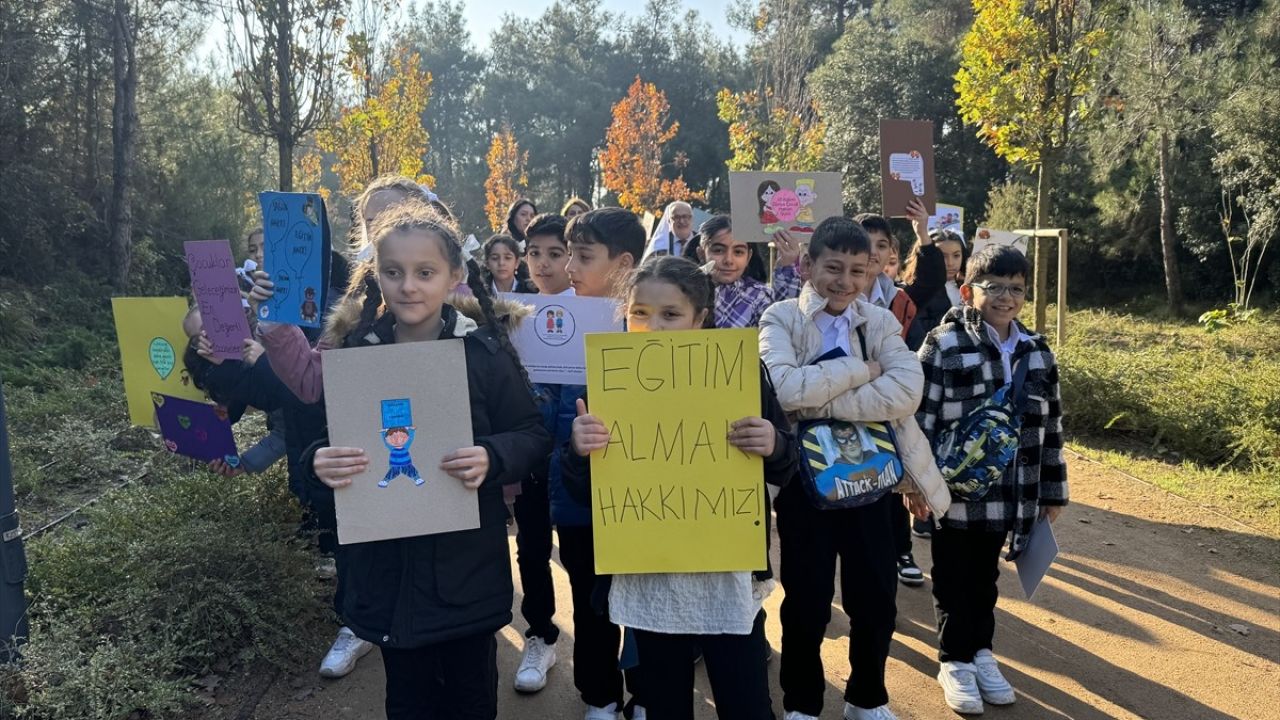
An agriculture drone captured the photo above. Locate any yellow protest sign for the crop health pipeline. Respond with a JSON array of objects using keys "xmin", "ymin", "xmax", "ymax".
[
  {"xmin": 584, "ymin": 328, "xmax": 764, "ymax": 574},
  {"xmin": 112, "ymin": 297, "xmax": 206, "ymax": 426}
]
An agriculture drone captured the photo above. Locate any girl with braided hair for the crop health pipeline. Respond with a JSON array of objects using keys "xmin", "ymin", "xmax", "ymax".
[{"xmin": 250, "ymin": 199, "xmax": 549, "ymax": 719}]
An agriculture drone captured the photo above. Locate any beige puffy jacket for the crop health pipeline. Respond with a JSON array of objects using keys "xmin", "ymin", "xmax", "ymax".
[{"xmin": 759, "ymin": 285, "xmax": 951, "ymax": 518}]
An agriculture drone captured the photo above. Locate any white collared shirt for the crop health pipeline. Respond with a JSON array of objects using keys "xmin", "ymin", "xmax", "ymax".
[
  {"xmin": 985, "ymin": 321, "xmax": 1033, "ymax": 382},
  {"xmin": 813, "ymin": 304, "xmax": 856, "ymax": 356}
]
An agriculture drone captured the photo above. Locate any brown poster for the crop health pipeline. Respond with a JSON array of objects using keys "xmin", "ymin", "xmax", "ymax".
[
  {"xmin": 322, "ymin": 340, "xmax": 478, "ymax": 544},
  {"xmin": 879, "ymin": 119, "xmax": 937, "ymax": 217}
]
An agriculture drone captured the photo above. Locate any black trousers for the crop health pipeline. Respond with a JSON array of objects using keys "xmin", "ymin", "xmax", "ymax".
[
  {"xmin": 775, "ymin": 486, "xmax": 898, "ymax": 714},
  {"xmin": 381, "ymin": 632, "xmax": 498, "ymax": 720},
  {"xmin": 930, "ymin": 525, "xmax": 1007, "ymax": 663},
  {"xmin": 557, "ymin": 524, "xmax": 637, "ymax": 709},
  {"xmin": 633, "ymin": 610, "xmax": 775, "ymax": 720},
  {"xmin": 512, "ymin": 474, "xmax": 560, "ymax": 643},
  {"xmin": 889, "ymin": 494, "xmax": 912, "ymax": 556}
]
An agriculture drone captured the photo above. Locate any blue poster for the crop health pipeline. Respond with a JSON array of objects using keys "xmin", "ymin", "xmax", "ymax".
[{"xmin": 258, "ymin": 191, "xmax": 331, "ymax": 328}]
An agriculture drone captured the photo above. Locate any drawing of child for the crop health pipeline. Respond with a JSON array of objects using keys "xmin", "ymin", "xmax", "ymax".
[
  {"xmin": 546, "ymin": 309, "xmax": 556, "ymax": 333},
  {"xmin": 758, "ymin": 180, "xmax": 782, "ymax": 232},
  {"xmin": 379, "ymin": 426, "xmax": 423, "ymax": 487},
  {"xmin": 555, "ymin": 310, "xmax": 564, "ymax": 333},
  {"xmin": 301, "ymin": 287, "xmax": 319, "ymax": 323},
  {"xmin": 794, "ymin": 178, "xmax": 817, "ymax": 224}
]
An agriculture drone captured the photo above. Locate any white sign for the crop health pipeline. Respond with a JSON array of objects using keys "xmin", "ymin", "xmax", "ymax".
[
  {"xmin": 973, "ymin": 228, "xmax": 1030, "ymax": 256},
  {"xmin": 502, "ymin": 293, "xmax": 623, "ymax": 385}
]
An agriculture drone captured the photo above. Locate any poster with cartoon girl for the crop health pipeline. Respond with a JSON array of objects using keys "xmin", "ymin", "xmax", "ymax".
[{"xmin": 731, "ymin": 171, "xmax": 844, "ymax": 242}]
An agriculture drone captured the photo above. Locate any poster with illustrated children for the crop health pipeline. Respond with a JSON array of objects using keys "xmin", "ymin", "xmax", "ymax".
[
  {"xmin": 111, "ymin": 297, "xmax": 208, "ymax": 427},
  {"xmin": 973, "ymin": 228, "xmax": 1030, "ymax": 256},
  {"xmin": 584, "ymin": 328, "xmax": 765, "ymax": 574},
  {"xmin": 501, "ymin": 293, "xmax": 623, "ymax": 385},
  {"xmin": 321, "ymin": 340, "xmax": 478, "ymax": 544},
  {"xmin": 152, "ymin": 393, "xmax": 239, "ymax": 465},
  {"xmin": 928, "ymin": 203, "xmax": 964, "ymax": 238},
  {"xmin": 879, "ymin": 119, "xmax": 937, "ymax": 216},
  {"xmin": 184, "ymin": 240, "xmax": 252, "ymax": 360},
  {"xmin": 257, "ymin": 191, "xmax": 331, "ymax": 329},
  {"xmin": 728, "ymin": 171, "xmax": 843, "ymax": 242}
]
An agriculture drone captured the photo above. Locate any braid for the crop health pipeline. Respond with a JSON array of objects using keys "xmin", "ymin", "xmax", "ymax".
[{"xmin": 466, "ymin": 258, "xmax": 534, "ymax": 394}]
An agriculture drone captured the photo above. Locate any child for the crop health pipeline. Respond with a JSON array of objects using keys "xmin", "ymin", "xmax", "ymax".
[
  {"xmin": 856, "ymin": 202, "xmax": 946, "ymax": 583},
  {"xmin": 509, "ymin": 212, "xmax": 572, "ymax": 694},
  {"xmin": 525, "ymin": 214, "xmax": 573, "ymax": 296},
  {"xmin": 758, "ymin": 217, "xmax": 949, "ymax": 720},
  {"xmin": 484, "ymin": 234, "xmax": 538, "ymax": 294},
  {"xmin": 561, "ymin": 197, "xmax": 592, "ymax": 219},
  {"xmin": 564, "ymin": 255, "xmax": 798, "ymax": 720},
  {"xmin": 905, "ymin": 228, "xmax": 968, "ymax": 336},
  {"xmin": 256, "ymin": 201, "xmax": 550, "ymax": 720},
  {"xmin": 916, "ymin": 245, "xmax": 1066, "ymax": 716},
  {"xmin": 699, "ymin": 214, "xmax": 803, "ymax": 328},
  {"xmin": 557, "ymin": 207, "xmax": 646, "ymax": 719}
]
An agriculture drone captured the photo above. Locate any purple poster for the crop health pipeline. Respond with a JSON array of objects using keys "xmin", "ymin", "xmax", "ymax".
[
  {"xmin": 152, "ymin": 393, "xmax": 240, "ymax": 466},
  {"xmin": 185, "ymin": 239, "xmax": 251, "ymax": 360}
]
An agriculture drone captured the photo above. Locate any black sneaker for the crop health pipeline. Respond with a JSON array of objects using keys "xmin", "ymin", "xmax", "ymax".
[
  {"xmin": 897, "ymin": 553, "xmax": 925, "ymax": 586},
  {"xmin": 911, "ymin": 517, "xmax": 933, "ymax": 539}
]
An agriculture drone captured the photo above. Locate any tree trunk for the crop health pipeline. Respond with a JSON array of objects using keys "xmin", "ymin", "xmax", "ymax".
[
  {"xmin": 1157, "ymin": 130, "xmax": 1184, "ymax": 315},
  {"xmin": 107, "ymin": 0, "xmax": 137, "ymax": 290},
  {"xmin": 274, "ymin": 0, "xmax": 293, "ymax": 191},
  {"xmin": 1033, "ymin": 154, "xmax": 1056, "ymax": 334}
]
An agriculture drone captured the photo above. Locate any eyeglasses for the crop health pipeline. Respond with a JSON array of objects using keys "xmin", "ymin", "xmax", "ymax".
[{"xmin": 970, "ymin": 282, "xmax": 1026, "ymax": 298}]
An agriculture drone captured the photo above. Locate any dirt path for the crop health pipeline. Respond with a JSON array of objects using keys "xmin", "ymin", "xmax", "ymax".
[{"xmin": 230, "ymin": 456, "xmax": 1280, "ymax": 719}]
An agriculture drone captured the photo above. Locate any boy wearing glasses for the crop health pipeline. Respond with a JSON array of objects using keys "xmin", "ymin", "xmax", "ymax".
[{"xmin": 916, "ymin": 245, "xmax": 1068, "ymax": 715}]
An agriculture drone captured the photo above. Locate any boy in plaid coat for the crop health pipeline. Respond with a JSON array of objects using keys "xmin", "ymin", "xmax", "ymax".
[{"xmin": 915, "ymin": 245, "xmax": 1067, "ymax": 715}]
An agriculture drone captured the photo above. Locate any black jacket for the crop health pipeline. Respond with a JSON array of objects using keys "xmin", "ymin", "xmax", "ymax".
[
  {"xmin": 301, "ymin": 304, "xmax": 552, "ymax": 649},
  {"xmin": 559, "ymin": 361, "xmax": 799, "ymax": 581},
  {"xmin": 186, "ymin": 354, "xmax": 328, "ymax": 503}
]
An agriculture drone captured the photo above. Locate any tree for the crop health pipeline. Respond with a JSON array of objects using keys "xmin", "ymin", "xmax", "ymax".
[
  {"xmin": 226, "ymin": 0, "xmax": 347, "ymax": 192},
  {"xmin": 484, "ymin": 124, "xmax": 527, "ymax": 233},
  {"xmin": 107, "ymin": 0, "xmax": 140, "ymax": 289},
  {"xmin": 811, "ymin": 0, "xmax": 1004, "ymax": 218},
  {"xmin": 306, "ymin": 48, "xmax": 434, "ymax": 199},
  {"xmin": 956, "ymin": 0, "xmax": 1109, "ymax": 329},
  {"xmin": 716, "ymin": 89, "xmax": 825, "ymax": 172},
  {"xmin": 1098, "ymin": 0, "xmax": 1215, "ymax": 314},
  {"xmin": 600, "ymin": 77, "xmax": 702, "ymax": 214}
]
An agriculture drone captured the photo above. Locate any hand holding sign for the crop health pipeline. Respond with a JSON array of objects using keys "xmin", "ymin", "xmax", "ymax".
[
  {"xmin": 572, "ymin": 398, "xmax": 611, "ymax": 456},
  {"xmin": 889, "ymin": 151, "xmax": 925, "ymax": 196}
]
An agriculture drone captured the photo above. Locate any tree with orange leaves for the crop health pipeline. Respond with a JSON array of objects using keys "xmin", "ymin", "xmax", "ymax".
[
  {"xmin": 600, "ymin": 77, "xmax": 703, "ymax": 214},
  {"xmin": 484, "ymin": 124, "xmax": 529, "ymax": 232}
]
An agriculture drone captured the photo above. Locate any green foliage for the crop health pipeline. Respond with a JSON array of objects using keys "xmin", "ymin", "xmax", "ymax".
[
  {"xmin": 9, "ymin": 465, "xmax": 320, "ymax": 719},
  {"xmin": 1058, "ymin": 308, "xmax": 1280, "ymax": 472},
  {"xmin": 1198, "ymin": 303, "xmax": 1261, "ymax": 332}
]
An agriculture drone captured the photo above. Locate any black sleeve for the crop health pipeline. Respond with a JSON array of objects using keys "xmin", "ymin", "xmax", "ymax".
[
  {"xmin": 559, "ymin": 389, "xmax": 593, "ymax": 507},
  {"xmin": 903, "ymin": 243, "xmax": 947, "ymax": 308},
  {"xmin": 759, "ymin": 363, "xmax": 798, "ymax": 488},
  {"xmin": 472, "ymin": 339, "xmax": 553, "ymax": 486}
]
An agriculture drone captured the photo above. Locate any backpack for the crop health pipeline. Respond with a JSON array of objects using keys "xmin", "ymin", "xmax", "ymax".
[{"xmin": 932, "ymin": 358, "xmax": 1029, "ymax": 502}]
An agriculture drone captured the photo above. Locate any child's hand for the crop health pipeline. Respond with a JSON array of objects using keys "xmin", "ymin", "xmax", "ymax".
[
  {"xmin": 1039, "ymin": 506, "xmax": 1063, "ymax": 523},
  {"xmin": 572, "ymin": 399, "xmax": 610, "ymax": 456},
  {"xmin": 242, "ymin": 339, "xmax": 265, "ymax": 366},
  {"xmin": 727, "ymin": 416, "xmax": 776, "ymax": 457},
  {"xmin": 903, "ymin": 491, "xmax": 931, "ymax": 521},
  {"xmin": 906, "ymin": 198, "xmax": 931, "ymax": 244},
  {"xmin": 195, "ymin": 332, "xmax": 224, "ymax": 365},
  {"xmin": 314, "ymin": 446, "xmax": 368, "ymax": 489},
  {"xmin": 249, "ymin": 270, "xmax": 275, "ymax": 304},
  {"xmin": 441, "ymin": 446, "xmax": 490, "ymax": 489},
  {"xmin": 207, "ymin": 458, "xmax": 244, "ymax": 477},
  {"xmin": 772, "ymin": 229, "xmax": 802, "ymax": 267},
  {"xmin": 866, "ymin": 361, "xmax": 882, "ymax": 380}
]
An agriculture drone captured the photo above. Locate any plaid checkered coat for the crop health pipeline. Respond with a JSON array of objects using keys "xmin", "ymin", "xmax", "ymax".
[{"xmin": 916, "ymin": 305, "xmax": 1068, "ymax": 558}]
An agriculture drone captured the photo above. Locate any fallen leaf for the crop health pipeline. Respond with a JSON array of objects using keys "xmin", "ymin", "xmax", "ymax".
[
  {"xmin": 1078, "ymin": 518, "xmax": 1092, "ymax": 524},
  {"xmin": 1228, "ymin": 624, "xmax": 1251, "ymax": 636}
]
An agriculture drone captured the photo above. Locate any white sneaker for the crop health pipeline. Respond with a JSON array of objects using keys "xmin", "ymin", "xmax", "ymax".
[
  {"xmin": 938, "ymin": 661, "xmax": 985, "ymax": 714},
  {"xmin": 973, "ymin": 650, "xmax": 1016, "ymax": 705},
  {"xmin": 513, "ymin": 636, "xmax": 557, "ymax": 693},
  {"xmin": 784, "ymin": 712, "xmax": 819, "ymax": 720},
  {"xmin": 844, "ymin": 702, "xmax": 899, "ymax": 720},
  {"xmin": 584, "ymin": 702, "xmax": 619, "ymax": 720},
  {"xmin": 318, "ymin": 627, "xmax": 373, "ymax": 678}
]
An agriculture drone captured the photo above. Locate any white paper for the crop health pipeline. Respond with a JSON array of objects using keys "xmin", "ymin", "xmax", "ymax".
[
  {"xmin": 501, "ymin": 293, "xmax": 623, "ymax": 385},
  {"xmin": 1015, "ymin": 515, "xmax": 1059, "ymax": 600}
]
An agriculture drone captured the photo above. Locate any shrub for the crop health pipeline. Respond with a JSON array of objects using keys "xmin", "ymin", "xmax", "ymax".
[
  {"xmin": 1058, "ymin": 308, "xmax": 1280, "ymax": 472},
  {"xmin": 7, "ymin": 463, "xmax": 322, "ymax": 719}
]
